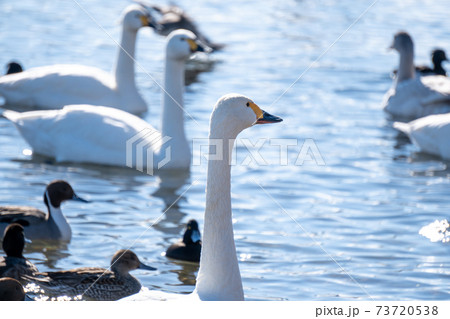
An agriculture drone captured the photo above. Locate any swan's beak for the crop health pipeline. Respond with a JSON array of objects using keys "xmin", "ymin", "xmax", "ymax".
[
  {"xmin": 141, "ymin": 15, "xmax": 161, "ymax": 31},
  {"xmin": 256, "ymin": 110, "xmax": 283, "ymax": 124},
  {"xmin": 139, "ymin": 262, "xmax": 157, "ymax": 271},
  {"xmin": 191, "ymin": 229, "xmax": 201, "ymax": 243},
  {"xmin": 187, "ymin": 39, "xmax": 212, "ymax": 54},
  {"xmin": 71, "ymin": 193, "xmax": 90, "ymax": 203}
]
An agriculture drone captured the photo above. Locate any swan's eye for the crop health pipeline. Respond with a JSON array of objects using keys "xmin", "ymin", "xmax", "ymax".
[{"xmin": 246, "ymin": 102, "xmax": 250, "ymax": 107}]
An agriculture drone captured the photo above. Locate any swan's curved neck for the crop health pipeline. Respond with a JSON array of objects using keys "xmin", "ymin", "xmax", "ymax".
[
  {"xmin": 113, "ymin": 27, "xmax": 138, "ymax": 91},
  {"xmin": 195, "ymin": 128, "xmax": 244, "ymax": 301},
  {"xmin": 397, "ymin": 48, "xmax": 415, "ymax": 83}
]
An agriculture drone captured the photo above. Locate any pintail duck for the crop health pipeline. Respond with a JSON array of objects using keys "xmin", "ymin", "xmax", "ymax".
[
  {"xmin": 0, "ymin": 223, "xmax": 38, "ymax": 280},
  {"xmin": 0, "ymin": 180, "xmax": 88, "ymax": 242},
  {"xmin": 166, "ymin": 219, "xmax": 202, "ymax": 262},
  {"xmin": 417, "ymin": 49, "xmax": 448, "ymax": 76},
  {"xmin": 27, "ymin": 249, "xmax": 156, "ymax": 301},
  {"xmin": 0, "ymin": 277, "xmax": 26, "ymax": 301}
]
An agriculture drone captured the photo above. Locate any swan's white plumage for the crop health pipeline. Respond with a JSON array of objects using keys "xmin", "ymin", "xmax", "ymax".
[
  {"xmin": 1, "ymin": 29, "xmax": 202, "ymax": 169},
  {"xmin": 0, "ymin": 5, "xmax": 152, "ymax": 114},
  {"xmin": 1, "ymin": 105, "xmax": 156, "ymax": 165},
  {"xmin": 383, "ymin": 76, "xmax": 450, "ymax": 119},
  {"xmin": 383, "ymin": 32, "xmax": 450, "ymax": 119},
  {"xmin": 393, "ymin": 113, "xmax": 450, "ymax": 159},
  {"xmin": 122, "ymin": 93, "xmax": 282, "ymax": 301}
]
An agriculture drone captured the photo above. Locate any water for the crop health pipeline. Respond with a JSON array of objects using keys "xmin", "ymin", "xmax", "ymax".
[{"xmin": 1, "ymin": 0, "xmax": 450, "ymax": 300}]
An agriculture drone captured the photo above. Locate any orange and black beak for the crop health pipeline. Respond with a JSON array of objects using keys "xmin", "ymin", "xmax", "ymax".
[{"xmin": 256, "ymin": 110, "xmax": 283, "ymax": 124}]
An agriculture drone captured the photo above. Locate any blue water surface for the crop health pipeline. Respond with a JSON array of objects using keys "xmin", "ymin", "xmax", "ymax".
[{"xmin": 0, "ymin": 0, "xmax": 450, "ymax": 300}]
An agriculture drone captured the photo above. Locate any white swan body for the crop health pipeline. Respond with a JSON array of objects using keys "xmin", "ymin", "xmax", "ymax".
[
  {"xmin": 383, "ymin": 32, "xmax": 450, "ymax": 120},
  {"xmin": 121, "ymin": 94, "xmax": 282, "ymax": 301},
  {"xmin": 1, "ymin": 30, "xmax": 205, "ymax": 169},
  {"xmin": 0, "ymin": 5, "xmax": 156, "ymax": 114},
  {"xmin": 393, "ymin": 112, "xmax": 450, "ymax": 160}
]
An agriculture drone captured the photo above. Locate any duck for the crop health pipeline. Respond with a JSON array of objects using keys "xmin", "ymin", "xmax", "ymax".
[
  {"xmin": 417, "ymin": 49, "xmax": 448, "ymax": 76},
  {"xmin": 393, "ymin": 49, "xmax": 448, "ymax": 77},
  {"xmin": 138, "ymin": 2, "xmax": 224, "ymax": 51},
  {"xmin": 0, "ymin": 277, "xmax": 26, "ymax": 301},
  {"xmin": 122, "ymin": 93, "xmax": 282, "ymax": 301},
  {"xmin": 393, "ymin": 112, "xmax": 450, "ymax": 160},
  {"xmin": 0, "ymin": 180, "xmax": 88, "ymax": 241},
  {"xmin": 0, "ymin": 4, "xmax": 158, "ymax": 114},
  {"xmin": 165, "ymin": 219, "xmax": 201, "ymax": 262},
  {"xmin": 0, "ymin": 223, "xmax": 38, "ymax": 280},
  {"xmin": 0, "ymin": 30, "xmax": 206, "ymax": 170},
  {"xmin": 5, "ymin": 62, "xmax": 23, "ymax": 75},
  {"xmin": 26, "ymin": 249, "xmax": 156, "ymax": 301},
  {"xmin": 383, "ymin": 31, "xmax": 450, "ymax": 120}
]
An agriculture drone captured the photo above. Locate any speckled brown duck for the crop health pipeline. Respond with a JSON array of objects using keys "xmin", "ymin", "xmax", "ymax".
[{"xmin": 27, "ymin": 250, "xmax": 156, "ymax": 301}]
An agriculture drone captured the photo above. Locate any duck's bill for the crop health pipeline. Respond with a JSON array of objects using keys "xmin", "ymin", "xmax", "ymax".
[
  {"xmin": 139, "ymin": 262, "xmax": 157, "ymax": 271},
  {"xmin": 71, "ymin": 193, "xmax": 90, "ymax": 203},
  {"xmin": 191, "ymin": 229, "xmax": 201, "ymax": 243},
  {"xmin": 255, "ymin": 110, "xmax": 283, "ymax": 124}
]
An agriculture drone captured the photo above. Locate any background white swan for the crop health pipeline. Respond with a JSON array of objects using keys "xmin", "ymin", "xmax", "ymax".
[
  {"xmin": 0, "ymin": 30, "xmax": 205, "ymax": 169},
  {"xmin": 121, "ymin": 93, "xmax": 282, "ymax": 301},
  {"xmin": 393, "ymin": 113, "xmax": 450, "ymax": 160},
  {"xmin": 383, "ymin": 31, "xmax": 450, "ymax": 120},
  {"xmin": 0, "ymin": 4, "xmax": 157, "ymax": 114}
]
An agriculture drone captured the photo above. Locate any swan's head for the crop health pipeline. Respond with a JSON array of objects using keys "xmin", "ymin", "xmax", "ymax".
[
  {"xmin": 121, "ymin": 4, "xmax": 158, "ymax": 31},
  {"xmin": 390, "ymin": 31, "xmax": 414, "ymax": 54},
  {"xmin": 210, "ymin": 94, "xmax": 283, "ymax": 137},
  {"xmin": 166, "ymin": 29, "xmax": 209, "ymax": 60}
]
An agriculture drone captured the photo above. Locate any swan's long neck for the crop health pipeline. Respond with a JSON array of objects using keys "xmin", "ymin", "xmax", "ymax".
[
  {"xmin": 397, "ymin": 48, "xmax": 415, "ymax": 84},
  {"xmin": 161, "ymin": 58, "xmax": 186, "ymax": 140},
  {"xmin": 195, "ymin": 128, "xmax": 244, "ymax": 301},
  {"xmin": 159, "ymin": 58, "xmax": 189, "ymax": 164},
  {"xmin": 113, "ymin": 27, "xmax": 138, "ymax": 91}
]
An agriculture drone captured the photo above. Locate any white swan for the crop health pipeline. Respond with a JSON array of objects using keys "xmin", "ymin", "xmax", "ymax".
[
  {"xmin": 121, "ymin": 93, "xmax": 282, "ymax": 301},
  {"xmin": 0, "ymin": 30, "xmax": 205, "ymax": 169},
  {"xmin": 393, "ymin": 113, "xmax": 450, "ymax": 160},
  {"xmin": 0, "ymin": 4, "xmax": 157, "ymax": 114},
  {"xmin": 383, "ymin": 31, "xmax": 450, "ymax": 120}
]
